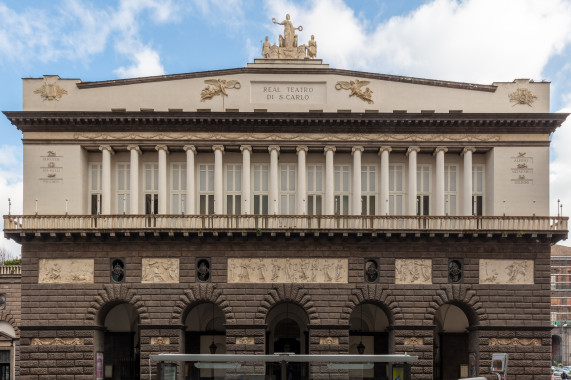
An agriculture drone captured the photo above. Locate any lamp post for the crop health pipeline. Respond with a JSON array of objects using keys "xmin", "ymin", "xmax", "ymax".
[
  {"xmin": 7, "ymin": 198, "xmax": 11, "ymax": 216},
  {"xmin": 558, "ymin": 199, "xmax": 561, "ymax": 217}
]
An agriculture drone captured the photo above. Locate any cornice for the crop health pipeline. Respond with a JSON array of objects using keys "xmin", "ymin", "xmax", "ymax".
[
  {"xmin": 3, "ymin": 111, "xmax": 568, "ymax": 135},
  {"xmin": 74, "ymin": 67, "xmax": 498, "ymax": 93}
]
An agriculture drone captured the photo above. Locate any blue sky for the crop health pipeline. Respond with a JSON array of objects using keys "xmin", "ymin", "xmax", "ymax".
[{"xmin": 1, "ymin": 0, "xmax": 571, "ymax": 254}]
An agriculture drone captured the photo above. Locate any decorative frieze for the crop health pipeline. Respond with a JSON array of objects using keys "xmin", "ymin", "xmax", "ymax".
[
  {"xmin": 403, "ymin": 337, "xmax": 423, "ymax": 345},
  {"xmin": 479, "ymin": 259, "xmax": 534, "ymax": 284},
  {"xmin": 319, "ymin": 337, "xmax": 339, "ymax": 345},
  {"xmin": 395, "ymin": 259, "xmax": 432, "ymax": 284},
  {"xmin": 489, "ymin": 338, "xmax": 540, "ymax": 346},
  {"xmin": 235, "ymin": 337, "xmax": 255, "ymax": 345},
  {"xmin": 150, "ymin": 337, "xmax": 170, "ymax": 345},
  {"xmin": 508, "ymin": 88, "xmax": 537, "ymax": 107},
  {"xmin": 32, "ymin": 338, "xmax": 84, "ymax": 346},
  {"xmin": 228, "ymin": 258, "xmax": 347, "ymax": 283},
  {"xmin": 141, "ymin": 258, "xmax": 179, "ymax": 283},
  {"xmin": 38, "ymin": 259, "xmax": 94, "ymax": 284}
]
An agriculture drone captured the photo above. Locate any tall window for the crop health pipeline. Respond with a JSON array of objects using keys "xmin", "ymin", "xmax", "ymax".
[
  {"xmin": 199, "ymin": 164, "xmax": 215, "ymax": 214},
  {"xmin": 171, "ymin": 163, "xmax": 186, "ymax": 214},
  {"xmin": 89, "ymin": 163, "xmax": 102, "ymax": 215},
  {"xmin": 334, "ymin": 165, "xmax": 350, "ymax": 215},
  {"xmin": 117, "ymin": 163, "xmax": 130, "ymax": 214},
  {"xmin": 444, "ymin": 165, "xmax": 457, "ymax": 216},
  {"xmin": 144, "ymin": 163, "xmax": 158, "ymax": 214},
  {"xmin": 253, "ymin": 164, "xmax": 269, "ymax": 215},
  {"xmin": 361, "ymin": 165, "xmax": 376, "ymax": 215},
  {"xmin": 388, "ymin": 164, "xmax": 404, "ymax": 215},
  {"xmin": 472, "ymin": 165, "xmax": 484, "ymax": 216},
  {"xmin": 226, "ymin": 164, "xmax": 242, "ymax": 214},
  {"xmin": 307, "ymin": 165, "xmax": 323, "ymax": 215},
  {"xmin": 280, "ymin": 164, "xmax": 296, "ymax": 214},
  {"xmin": 416, "ymin": 165, "xmax": 430, "ymax": 215}
]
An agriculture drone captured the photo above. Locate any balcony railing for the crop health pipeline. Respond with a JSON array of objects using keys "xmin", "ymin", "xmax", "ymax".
[
  {"xmin": 0, "ymin": 265, "xmax": 21, "ymax": 275},
  {"xmin": 3, "ymin": 214, "xmax": 567, "ymax": 235}
]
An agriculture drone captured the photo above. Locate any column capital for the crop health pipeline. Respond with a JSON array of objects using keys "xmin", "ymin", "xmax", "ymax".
[
  {"xmin": 240, "ymin": 145, "xmax": 252, "ymax": 153},
  {"xmin": 155, "ymin": 145, "xmax": 169, "ymax": 153},
  {"xmin": 461, "ymin": 147, "xmax": 476, "ymax": 156},
  {"xmin": 127, "ymin": 145, "xmax": 142, "ymax": 154},
  {"xmin": 212, "ymin": 145, "xmax": 225, "ymax": 154},
  {"xmin": 99, "ymin": 145, "xmax": 115, "ymax": 155},
  {"xmin": 433, "ymin": 146, "xmax": 448, "ymax": 156},
  {"xmin": 268, "ymin": 145, "xmax": 280, "ymax": 153},
  {"xmin": 406, "ymin": 146, "xmax": 420, "ymax": 156},
  {"xmin": 378, "ymin": 146, "xmax": 392, "ymax": 155},
  {"xmin": 296, "ymin": 146, "xmax": 308, "ymax": 154},
  {"xmin": 324, "ymin": 145, "xmax": 336, "ymax": 155},
  {"xmin": 351, "ymin": 146, "xmax": 364, "ymax": 155},
  {"xmin": 183, "ymin": 145, "xmax": 196, "ymax": 154}
]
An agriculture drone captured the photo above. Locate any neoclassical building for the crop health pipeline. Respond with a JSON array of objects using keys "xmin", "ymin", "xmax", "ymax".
[{"xmin": 3, "ymin": 21, "xmax": 569, "ymax": 380}]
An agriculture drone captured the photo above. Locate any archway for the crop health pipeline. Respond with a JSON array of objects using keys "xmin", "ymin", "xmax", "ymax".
[
  {"xmin": 184, "ymin": 302, "xmax": 226, "ymax": 380},
  {"xmin": 433, "ymin": 304, "xmax": 474, "ymax": 380},
  {"xmin": 0, "ymin": 321, "xmax": 16, "ymax": 380},
  {"xmin": 349, "ymin": 303, "xmax": 390, "ymax": 380},
  {"xmin": 266, "ymin": 302, "xmax": 309, "ymax": 380},
  {"xmin": 102, "ymin": 303, "xmax": 140, "ymax": 380}
]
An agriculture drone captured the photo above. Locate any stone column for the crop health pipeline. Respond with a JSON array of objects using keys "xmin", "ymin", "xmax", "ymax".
[
  {"xmin": 183, "ymin": 145, "xmax": 196, "ymax": 215},
  {"xmin": 351, "ymin": 146, "xmax": 364, "ymax": 215},
  {"xmin": 241, "ymin": 145, "xmax": 252, "ymax": 215},
  {"xmin": 127, "ymin": 145, "xmax": 141, "ymax": 214},
  {"xmin": 407, "ymin": 147, "xmax": 420, "ymax": 215},
  {"xmin": 99, "ymin": 145, "xmax": 114, "ymax": 215},
  {"xmin": 434, "ymin": 147, "xmax": 448, "ymax": 215},
  {"xmin": 155, "ymin": 145, "xmax": 169, "ymax": 215},
  {"xmin": 213, "ymin": 145, "xmax": 224, "ymax": 214},
  {"xmin": 379, "ymin": 146, "xmax": 392, "ymax": 215},
  {"xmin": 462, "ymin": 147, "xmax": 476, "ymax": 216},
  {"xmin": 297, "ymin": 146, "xmax": 308, "ymax": 214},
  {"xmin": 324, "ymin": 146, "xmax": 336, "ymax": 215},
  {"xmin": 268, "ymin": 146, "xmax": 280, "ymax": 215}
]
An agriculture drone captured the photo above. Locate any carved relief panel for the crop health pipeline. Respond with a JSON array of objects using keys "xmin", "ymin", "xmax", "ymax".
[
  {"xmin": 228, "ymin": 258, "xmax": 348, "ymax": 283},
  {"xmin": 479, "ymin": 259, "xmax": 534, "ymax": 284},
  {"xmin": 38, "ymin": 259, "xmax": 94, "ymax": 284},
  {"xmin": 394, "ymin": 259, "xmax": 432, "ymax": 284},
  {"xmin": 141, "ymin": 258, "xmax": 179, "ymax": 283}
]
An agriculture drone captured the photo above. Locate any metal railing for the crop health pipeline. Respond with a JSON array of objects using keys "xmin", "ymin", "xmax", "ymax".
[{"xmin": 3, "ymin": 214, "xmax": 567, "ymax": 233}]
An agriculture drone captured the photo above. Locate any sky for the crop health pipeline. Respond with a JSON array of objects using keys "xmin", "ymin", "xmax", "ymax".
[{"xmin": 1, "ymin": 0, "xmax": 571, "ymax": 255}]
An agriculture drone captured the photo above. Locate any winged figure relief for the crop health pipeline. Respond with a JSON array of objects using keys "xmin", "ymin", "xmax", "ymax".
[
  {"xmin": 335, "ymin": 80, "xmax": 374, "ymax": 104},
  {"xmin": 200, "ymin": 79, "xmax": 242, "ymax": 102}
]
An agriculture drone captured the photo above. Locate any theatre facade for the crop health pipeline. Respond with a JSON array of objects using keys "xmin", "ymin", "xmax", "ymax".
[{"xmin": 3, "ymin": 21, "xmax": 570, "ymax": 380}]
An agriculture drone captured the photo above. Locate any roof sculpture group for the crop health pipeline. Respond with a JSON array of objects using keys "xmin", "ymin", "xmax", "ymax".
[{"xmin": 262, "ymin": 14, "xmax": 317, "ymax": 59}]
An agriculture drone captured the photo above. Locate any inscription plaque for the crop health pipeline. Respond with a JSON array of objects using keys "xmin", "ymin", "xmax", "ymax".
[{"xmin": 251, "ymin": 81, "xmax": 326, "ymax": 104}]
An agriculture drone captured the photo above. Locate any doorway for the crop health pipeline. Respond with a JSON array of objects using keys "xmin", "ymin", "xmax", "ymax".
[
  {"xmin": 434, "ymin": 304, "xmax": 472, "ymax": 380},
  {"xmin": 102, "ymin": 303, "xmax": 140, "ymax": 380}
]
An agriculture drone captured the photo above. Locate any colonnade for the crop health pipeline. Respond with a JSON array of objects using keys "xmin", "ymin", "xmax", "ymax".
[{"xmin": 97, "ymin": 144, "xmax": 477, "ymax": 216}]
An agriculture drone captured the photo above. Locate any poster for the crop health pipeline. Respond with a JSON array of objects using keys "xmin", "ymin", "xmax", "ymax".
[
  {"xmin": 96, "ymin": 352, "xmax": 103, "ymax": 380},
  {"xmin": 393, "ymin": 365, "xmax": 404, "ymax": 380}
]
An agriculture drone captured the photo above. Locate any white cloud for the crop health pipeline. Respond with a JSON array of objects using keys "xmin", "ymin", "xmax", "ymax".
[
  {"xmin": 114, "ymin": 46, "xmax": 165, "ymax": 78},
  {"xmin": 265, "ymin": 0, "xmax": 571, "ymax": 83},
  {"xmin": 0, "ymin": 145, "xmax": 23, "ymax": 257}
]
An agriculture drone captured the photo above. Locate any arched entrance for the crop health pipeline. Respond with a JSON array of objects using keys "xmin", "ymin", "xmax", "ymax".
[
  {"xmin": 433, "ymin": 304, "xmax": 475, "ymax": 380},
  {"xmin": 101, "ymin": 303, "xmax": 140, "ymax": 380},
  {"xmin": 184, "ymin": 302, "xmax": 226, "ymax": 380},
  {"xmin": 266, "ymin": 302, "xmax": 309, "ymax": 380},
  {"xmin": 349, "ymin": 303, "xmax": 390, "ymax": 380},
  {"xmin": 0, "ymin": 321, "xmax": 16, "ymax": 379}
]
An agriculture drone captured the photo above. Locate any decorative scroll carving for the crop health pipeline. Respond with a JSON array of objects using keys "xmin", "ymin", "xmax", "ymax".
[
  {"xmin": 335, "ymin": 80, "xmax": 373, "ymax": 104},
  {"xmin": 73, "ymin": 132, "xmax": 502, "ymax": 143},
  {"xmin": 319, "ymin": 337, "xmax": 339, "ymax": 345},
  {"xmin": 142, "ymin": 258, "xmax": 179, "ymax": 283},
  {"xmin": 228, "ymin": 258, "xmax": 347, "ymax": 283},
  {"xmin": 489, "ymin": 338, "xmax": 540, "ymax": 346},
  {"xmin": 200, "ymin": 79, "xmax": 241, "ymax": 102},
  {"xmin": 395, "ymin": 259, "xmax": 431, "ymax": 284},
  {"xmin": 508, "ymin": 88, "xmax": 537, "ymax": 107},
  {"xmin": 151, "ymin": 337, "xmax": 170, "ymax": 345},
  {"xmin": 32, "ymin": 338, "xmax": 84, "ymax": 346},
  {"xmin": 479, "ymin": 259, "xmax": 533, "ymax": 285},
  {"xmin": 235, "ymin": 337, "xmax": 255, "ymax": 345},
  {"xmin": 39, "ymin": 259, "xmax": 93, "ymax": 284},
  {"xmin": 34, "ymin": 79, "xmax": 68, "ymax": 101},
  {"xmin": 404, "ymin": 337, "xmax": 423, "ymax": 345}
]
